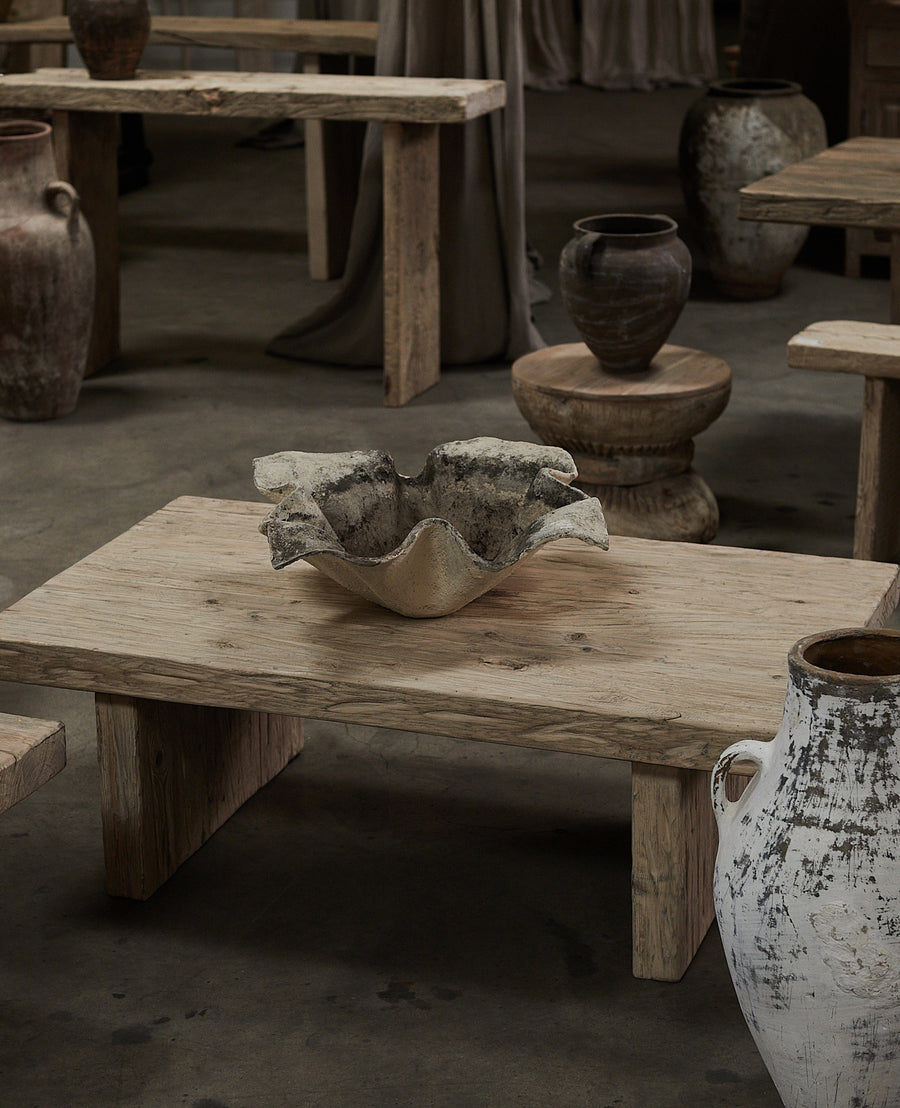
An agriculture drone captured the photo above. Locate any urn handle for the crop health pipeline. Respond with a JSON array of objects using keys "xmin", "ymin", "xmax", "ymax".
[
  {"xmin": 44, "ymin": 180, "xmax": 81, "ymax": 226},
  {"xmin": 711, "ymin": 739, "xmax": 772, "ymax": 828},
  {"xmin": 575, "ymin": 231, "xmax": 604, "ymax": 274}
]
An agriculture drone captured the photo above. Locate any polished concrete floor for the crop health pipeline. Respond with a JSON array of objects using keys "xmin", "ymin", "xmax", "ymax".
[{"xmin": 0, "ymin": 73, "xmax": 895, "ymax": 1107}]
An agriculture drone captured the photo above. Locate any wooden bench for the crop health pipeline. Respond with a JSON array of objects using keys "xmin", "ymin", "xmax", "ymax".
[
  {"xmin": 0, "ymin": 67, "xmax": 506, "ymax": 406},
  {"xmin": 0, "ymin": 15, "xmax": 378, "ymax": 55},
  {"xmin": 0, "ymin": 712, "xmax": 65, "ymax": 814},
  {"xmin": 788, "ymin": 319, "xmax": 900, "ymax": 563},
  {"xmin": 0, "ymin": 17, "xmax": 379, "ymax": 279}
]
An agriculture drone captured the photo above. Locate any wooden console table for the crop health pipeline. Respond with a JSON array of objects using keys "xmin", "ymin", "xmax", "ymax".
[
  {"xmin": 0, "ymin": 67, "xmax": 506, "ymax": 407},
  {"xmin": 0, "ymin": 496, "xmax": 895, "ymax": 982},
  {"xmin": 0, "ymin": 18, "xmax": 380, "ymax": 282}
]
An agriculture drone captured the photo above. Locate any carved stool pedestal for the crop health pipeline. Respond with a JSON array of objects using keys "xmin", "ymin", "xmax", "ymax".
[{"xmin": 512, "ymin": 342, "xmax": 732, "ymax": 542}]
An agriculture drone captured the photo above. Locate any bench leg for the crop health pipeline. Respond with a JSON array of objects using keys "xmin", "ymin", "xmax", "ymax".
[
  {"xmin": 95, "ymin": 694, "xmax": 304, "ymax": 900},
  {"xmin": 303, "ymin": 54, "xmax": 365, "ymax": 282},
  {"xmin": 52, "ymin": 109, "xmax": 120, "ymax": 376},
  {"xmin": 631, "ymin": 762, "xmax": 717, "ymax": 981},
  {"xmin": 382, "ymin": 121, "xmax": 440, "ymax": 407},
  {"xmin": 853, "ymin": 376, "xmax": 900, "ymax": 562}
]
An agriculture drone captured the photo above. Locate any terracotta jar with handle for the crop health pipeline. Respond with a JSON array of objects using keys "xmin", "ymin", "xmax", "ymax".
[
  {"xmin": 0, "ymin": 120, "xmax": 95, "ymax": 421},
  {"xmin": 558, "ymin": 213, "xmax": 691, "ymax": 374}
]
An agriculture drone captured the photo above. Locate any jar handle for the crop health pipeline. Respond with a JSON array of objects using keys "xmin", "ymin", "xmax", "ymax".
[
  {"xmin": 575, "ymin": 231, "xmax": 603, "ymax": 275},
  {"xmin": 710, "ymin": 739, "xmax": 772, "ymax": 828},
  {"xmin": 44, "ymin": 180, "xmax": 80, "ymax": 227}
]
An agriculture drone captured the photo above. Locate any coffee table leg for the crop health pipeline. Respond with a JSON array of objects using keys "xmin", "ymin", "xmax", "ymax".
[
  {"xmin": 630, "ymin": 762, "xmax": 717, "ymax": 981},
  {"xmin": 382, "ymin": 120, "xmax": 440, "ymax": 407},
  {"xmin": 95, "ymin": 694, "xmax": 304, "ymax": 900},
  {"xmin": 51, "ymin": 109, "xmax": 120, "ymax": 376}
]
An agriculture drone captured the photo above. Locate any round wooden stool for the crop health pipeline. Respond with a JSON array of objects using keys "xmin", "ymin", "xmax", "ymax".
[{"xmin": 512, "ymin": 342, "xmax": 732, "ymax": 542}]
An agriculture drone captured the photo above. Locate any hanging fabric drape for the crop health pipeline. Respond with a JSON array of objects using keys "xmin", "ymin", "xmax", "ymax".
[
  {"xmin": 269, "ymin": 0, "xmax": 542, "ymax": 368},
  {"xmin": 522, "ymin": 0, "xmax": 718, "ymax": 91}
]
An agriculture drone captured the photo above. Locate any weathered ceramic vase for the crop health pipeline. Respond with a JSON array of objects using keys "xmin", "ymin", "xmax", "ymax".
[
  {"xmin": 68, "ymin": 0, "xmax": 150, "ymax": 79},
  {"xmin": 679, "ymin": 78, "xmax": 827, "ymax": 298},
  {"xmin": 0, "ymin": 120, "xmax": 95, "ymax": 421},
  {"xmin": 712, "ymin": 628, "xmax": 900, "ymax": 1108},
  {"xmin": 254, "ymin": 437, "xmax": 609, "ymax": 618},
  {"xmin": 559, "ymin": 213, "xmax": 691, "ymax": 374}
]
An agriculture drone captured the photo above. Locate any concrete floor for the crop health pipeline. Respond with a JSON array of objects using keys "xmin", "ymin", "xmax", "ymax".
[{"xmin": 0, "ymin": 74, "xmax": 895, "ymax": 1107}]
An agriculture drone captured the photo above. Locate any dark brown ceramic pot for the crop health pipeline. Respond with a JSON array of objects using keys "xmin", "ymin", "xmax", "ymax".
[
  {"xmin": 559, "ymin": 213, "xmax": 692, "ymax": 374},
  {"xmin": 0, "ymin": 120, "xmax": 95, "ymax": 421},
  {"xmin": 68, "ymin": 0, "xmax": 150, "ymax": 80}
]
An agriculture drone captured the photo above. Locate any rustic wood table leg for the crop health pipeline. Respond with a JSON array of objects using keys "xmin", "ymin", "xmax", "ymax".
[
  {"xmin": 52, "ymin": 109, "xmax": 120, "ymax": 375},
  {"xmin": 303, "ymin": 54, "xmax": 364, "ymax": 282},
  {"xmin": 853, "ymin": 375, "xmax": 900, "ymax": 561},
  {"xmin": 630, "ymin": 761, "xmax": 717, "ymax": 981},
  {"xmin": 382, "ymin": 120, "xmax": 440, "ymax": 407},
  {"xmin": 95, "ymin": 694, "xmax": 304, "ymax": 900}
]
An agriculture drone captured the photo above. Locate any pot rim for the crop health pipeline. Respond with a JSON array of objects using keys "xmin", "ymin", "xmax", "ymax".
[
  {"xmin": 791, "ymin": 626, "xmax": 900, "ymax": 682},
  {"xmin": 0, "ymin": 119, "xmax": 52, "ymax": 142},
  {"xmin": 572, "ymin": 212, "xmax": 679, "ymax": 239},
  {"xmin": 707, "ymin": 78, "xmax": 803, "ymax": 99}
]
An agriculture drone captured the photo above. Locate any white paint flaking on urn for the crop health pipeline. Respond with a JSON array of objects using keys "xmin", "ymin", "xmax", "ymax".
[{"xmin": 712, "ymin": 627, "xmax": 900, "ymax": 1108}]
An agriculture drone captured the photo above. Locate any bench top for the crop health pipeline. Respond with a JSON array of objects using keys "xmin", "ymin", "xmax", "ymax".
[
  {"xmin": 788, "ymin": 319, "xmax": 900, "ymax": 378},
  {"xmin": 739, "ymin": 136, "xmax": 900, "ymax": 229},
  {"xmin": 0, "ymin": 712, "xmax": 65, "ymax": 815},
  {"xmin": 0, "ymin": 16, "xmax": 379, "ymax": 54},
  {"xmin": 0, "ymin": 68, "xmax": 506, "ymax": 123},
  {"xmin": 0, "ymin": 496, "xmax": 895, "ymax": 772}
]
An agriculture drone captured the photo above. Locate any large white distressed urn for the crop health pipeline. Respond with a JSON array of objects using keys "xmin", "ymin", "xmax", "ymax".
[{"xmin": 712, "ymin": 628, "xmax": 900, "ymax": 1108}]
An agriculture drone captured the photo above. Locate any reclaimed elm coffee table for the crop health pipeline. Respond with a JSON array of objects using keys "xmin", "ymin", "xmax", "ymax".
[{"xmin": 0, "ymin": 496, "xmax": 896, "ymax": 982}]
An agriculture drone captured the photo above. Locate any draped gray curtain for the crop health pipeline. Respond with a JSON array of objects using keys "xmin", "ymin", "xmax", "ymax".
[
  {"xmin": 522, "ymin": 0, "xmax": 717, "ymax": 91},
  {"xmin": 270, "ymin": 0, "xmax": 542, "ymax": 367}
]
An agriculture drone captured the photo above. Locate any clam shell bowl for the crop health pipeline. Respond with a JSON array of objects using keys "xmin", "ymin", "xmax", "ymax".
[{"xmin": 253, "ymin": 437, "xmax": 609, "ymax": 618}]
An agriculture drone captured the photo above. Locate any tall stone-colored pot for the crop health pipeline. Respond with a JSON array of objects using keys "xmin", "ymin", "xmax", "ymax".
[
  {"xmin": 679, "ymin": 78, "xmax": 827, "ymax": 298},
  {"xmin": 69, "ymin": 0, "xmax": 150, "ymax": 80},
  {"xmin": 712, "ymin": 628, "xmax": 900, "ymax": 1108},
  {"xmin": 559, "ymin": 213, "xmax": 691, "ymax": 373},
  {"xmin": 0, "ymin": 120, "xmax": 95, "ymax": 421}
]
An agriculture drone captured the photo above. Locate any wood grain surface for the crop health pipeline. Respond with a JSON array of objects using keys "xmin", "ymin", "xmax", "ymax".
[
  {"xmin": 738, "ymin": 136, "xmax": 900, "ymax": 229},
  {"xmin": 96, "ymin": 695, "xmax": 303, "ymax": 898},
  {"xmin": 0, "ymin": 67, "xmax": 506, "ymax": 124},
  {"xmin": 512, "ymin": 342, "xmax": 732, "ymax": 401},
  {"xmin": 0, "ymin": 497, "xmax": 895, "ymax": 772},
  {"xmin": 788, "ymin": 319, "xmax": 900, "ymax": 378},
  {"xmin": 0, "ymin": 712, "xmax": 65, "ymax": 815},
  {"xmin": 382, "ymin": 121, "xmax": 440, "ymax": 406},
  {"xmin": 0, "ymin": 15, "xmax": 378, "ymax": 54}
]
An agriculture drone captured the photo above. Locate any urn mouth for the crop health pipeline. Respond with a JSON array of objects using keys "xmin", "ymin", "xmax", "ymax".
[
  {"xmin": 707, "ymin": 78, "xmax": 802, "ymax": 98},
  {"xmin": 573, "ymin": 213, "xmax": 678, "ymax": 242},
  {"xmin": 0, "ymin": 119, "xmax": 51, "ymax": 142},
  {"xmin": 793, "ymin": 627, "xmax": 900, "ymax": 681}
]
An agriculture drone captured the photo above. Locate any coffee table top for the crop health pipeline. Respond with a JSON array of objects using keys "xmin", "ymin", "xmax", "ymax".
[
  {"xmin": 738, "ymin": 136, "xmax": 900, "ymax": 229},
  {"xmin": 0, "ymin": 497, "xmax": 896, "ymax": 771}
]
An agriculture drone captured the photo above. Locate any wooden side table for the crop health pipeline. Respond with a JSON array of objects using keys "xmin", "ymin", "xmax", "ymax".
[
  {"xmin": 788, "ymin": 318, "xmax": 900, "ymax": 562},
  {"xmin": 512, "ymin": 343, "xmax": 732, "ymax": 542},
  {"xmin": 738, "ymin": 136, "xmax": 900, "ymax": 321},
  {"xmin": 0, "ymin": 67, "xmax": 506, "ymax": 407}
]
